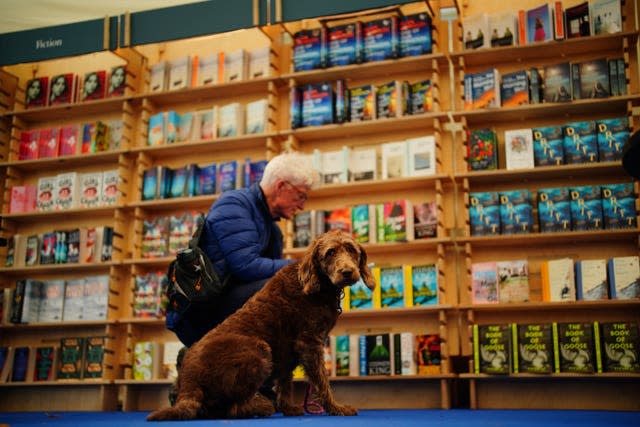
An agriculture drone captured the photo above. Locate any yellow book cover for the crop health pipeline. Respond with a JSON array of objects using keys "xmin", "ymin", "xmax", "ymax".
[
  {"xmin": 372, "ymin": 267, "xmax": 382, "ymax": 309},
  {"xmin": 404, "ymin": 265, "xmax": 414, "ymax": 307}
]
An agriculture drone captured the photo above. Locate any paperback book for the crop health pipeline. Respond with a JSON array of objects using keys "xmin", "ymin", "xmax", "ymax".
[
  {"xmin": 327, "ymin": 22, "xmax": 363, "ymax": 67},
  {"xmin": 496, "ymin": 260, "xmax": 529, "ymax": 303},
  {"xmin": 473, "ymin": 324, "xmax": 511, "ymax": 374},
  {"xmin": 532, "ymin": 125, "xmax": 564, "ymax": 166},
  {"xmin": 569, "ymin": 185, "xmax": 603, "ymax": 231},
  {"xmin": 554, "ymin": 322, "xmax": 595, "ymax": 373},
  {"xmin": 499, "ymin": 189, "xmax": 533, "ymax": 235},
  {"xmin": 596, "ymin": 117, "xmax": 628, "ymax": 162},
  {"xmin": 575, "ymin": 259, "xmax": 608, "ymax": 300},
  {"xmin": 597, "ymin": 321, "xmax": 639, "ymax": 372},
  {"xmin": 471, "ymin": 262, "xmax": 499, "ymax": 304},
  {"xmin": 601, "ymin": 183, "xmax": 636, "ymax": 229},
  {"xmin": 468, "ymin": 191, "xmax": 500, "ymax": 236},
  {"xmin": 406, "ymin": 264, "xmax": 438, "ymax": 306},
  {"xmin": 514, "ymin": 323, "xmax": 554, "ymax": 374},
  {"xmin": 563, "ymin": 120, "xmax": 598, "ymax": 164}
]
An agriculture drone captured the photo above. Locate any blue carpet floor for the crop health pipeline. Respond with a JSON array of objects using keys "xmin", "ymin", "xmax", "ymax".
[{"xmin": 1, "ymin": 410, "xmax": 639, "ymax": 427}]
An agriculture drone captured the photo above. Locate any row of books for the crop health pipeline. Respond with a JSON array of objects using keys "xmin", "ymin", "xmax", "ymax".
[
  {"xmin": 290, "ymin": 79, "xmax": 432, "ymax": 129},
  {"xmin": 473, "ymin": 320, "xmax": 639, "ymax": 375},
  {"xmin": 293, "ymin": 12, "xmax": 432, "ymax": 72},
  {"xmin": 0, "ymin": 337, "xmax": 107, "ymax": 383},
  {"xmin": 471, "ymin": 255, "xmax": 639, "ymax": 305},
  {"xmin": 131, "ymin": 341, "xmax": 183, "ymax": 381},
  {"xmin": 141, "ymin": 158, "xmax": 267, "ymax": 201},
  {"xmin": 464, "ymin": 57, "xmax": 625, "ymax": 111},
  {"xmin": 133, "ymin": 271, "xmax": 169, "ymax": 319},
  {"xmin": 469, "ymin": 117, "xmax": 628, "ymax": 172},
  {"xmin": 469, "ymin": 183, "xmax": 636, "ymax": 236},
  {"xmin": 4, "ymin": 226, "xmax": 114, "ymax": 268},
  {"xmin": 141, "ymin": 211, "xmax": 204, "ymax": 259},
  {"xmin": 24, "ymin": 65, "xmax": 126, "ymax": 109},
  {"xmin": 147, "ymin": 99, "xmax": 268, "ymax": 146},
  {"xmin": 321, "ymin": 332, "xmax": 441, "ymax": 378},
  {"xmin": 4, "ymin": 276, "xmax": 110, "ymax": 324},
  {"xmin": 463, "ymin": 0, "xmax": 622, "ymax": 50},
  {"xmin": 9, "ymin": 170, "xmax": 120, "ymax": 214},
  {"xmin": 343, "ymin": 264, "xmax": 439, "ymax": 310},
  {"xmin": 311, "ymin": 137, "xmax": 436, "ymax": 186},
  {"xmin": 150, "ymin": 47, "xmax": 271, "ymax": 93},
  {"xmin": 293, "ymin": 200, "xmax": 437, "ymax": 248},
  {"xmin": 17, "ymin": 120, "xmax": 123, "ymax": 161}
]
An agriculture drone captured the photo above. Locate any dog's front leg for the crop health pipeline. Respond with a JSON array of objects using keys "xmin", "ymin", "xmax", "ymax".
[
  {"xmin": 296, "ymin": 340, "xmax": 357, "ymax": 416},
  {"xmin": 275, "ymin": 371, "xmax": 304, "ymax": 416}
]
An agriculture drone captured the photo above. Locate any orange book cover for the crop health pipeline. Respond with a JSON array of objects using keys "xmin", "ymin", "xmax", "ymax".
[{"xmin": 517, "ymin": 10, "xmax": 527, "ymax": 46}]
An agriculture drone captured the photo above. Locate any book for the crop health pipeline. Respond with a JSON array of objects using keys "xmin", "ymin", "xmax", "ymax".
[
  {"xmin": 83, "ymin": 336, "xmax": 105, "ymax": 379},
  {"xmin": 350, "ymin": 147, "xmax": 377, "ymax": 181},
  {"xmin": 21, "ymin": 279, "xmax": 43, "ymax": 323},
  {"xmin": 607, "ymin": 256, "xmax": 640, "ymax": 299},
  {"xmin": 393, "ymin": 332, "xmax": 417, "ymax": 375},
  {"xmin": 376, "ymin": 80, "xmax": 407, "ymax": 119},
  {"xmin": 552, "ymin": 0, "xmax": 565, "ymax": 40},
  {"xmin": 569, "ymin": 185, "xmax": 603, "ymax": 231},
  {"xmin": 38, "ymin": 280, "xmax": 65, "ymax": 322},
  {"xmin": 365, "ymin": 334, "xmax": 391, "ymax": 375},
  {"xmin": 217, "ymin": 160, "xmax": 239, "ymax": 193},
  {"xmin": 134, "ymin": 272, "xmax": 165, "ymax": 318},
  {"xmin": 409, "ymin": 79, "xmax": 433, "ymax": 114},
  {"xmin": 598, "ymin": 321, "xmax": 639, "ymax": 373},
  {"xmin": 378, "ymin": 266, "xmax": 404, "ymax": 308},
  {"xmin": 554, "ymin": 322, "xmax": 596, "ymax": 373},
  {"xmin": 471, "ymin": 262, "xmax": 499, "ymax": 304},
  {"xmin": 224, "ymin": 49, "xmax": 248, "ymax": 82},
  {"xmin": 347, "ymin": 279, "xmax": 374, "ymax": 310},
  {"xmin": 596, "ymin": 117, "xmax": 628, "ymax": 162},
  {"xmin": 25, "ymin": 76, "xmax": 49, "ymax": 108},
  {"xmin": 377, "ymin": 199, "xmax": 414, "ymax": 242},
  {"xmin": 79, "ymin": 172, "xmax": 103, "ymax": 208},
  {"xmin": 248, "ymin": 46, "xmax": 271, "ymax": 79},
  {"xmin": 468, "ymin": 191, "xmax": 500, "ymax": 236},
  {"xmin": 532, "ymin": 125, "xmax": 564, "ymax": 166},
  {"xmin": 321, "ymin": 148, "xmax": 350, "ymax": 184},
  {"xmin": 351, "ymin": 204, "xmax": 376, "ymax": 244},
  {"xmin": 537, "ymin": 187, "xmax": 572, "ymax": 233},
  {"xmin": 528, "ymin": 67, "xmax": 542, "ymax": 103},
  {"xmin": 0, "ymin": 347, "xmax": 12, "ymax": 382},
  {"xmin": 198, "ymin": 163, "xmax": 217, "ymax": 195},
  {"xmin": 107, "ymin": 65, "xmax": 126, "ymax": 97},
  {"xmin": 497, "ymin": 260, "xmax": 529, "ymax": 303},
  {"xmin": 504, "ymin": 128, "xmax": 534, "ymax": 170},
  {"xmin": 591, "ymin": 0, "xmax": 622, "ymax": 35},
  {"xmin": 37, "ymin": 127, "xmax": 59, "ymax": 158},
  {"xmin": 32, "ymin": 346, "xmax": 57, "ymax": 381},
  {"xmin": 49, "ymin": 73, "xmax": 75, "ymax": 106},
  {"xmin": 563, "ymin": 120, "xmax": 598, "ymax": 164},
  {"xmin": 405, "ymin": 264, "xmax": 438, "ymax": 306},
  {"xmin": 25, "ymin": 234, "xmax": 40, "ymax": 266},
  {"xmin": 334, "ymin": 335, "xmax": 350, "ymax": 376},
  {"xmin": 245, "ymin": 99, "xmax": 268, "ymax": 134},
  {"xmin": 463, "ymin": 13, "xmax": 490, "ymax": 49},
  {"xmin": 488, "ymin": 11, "xmax": 517, "ymax": 47},
  {"xmin": 169, "ymin": 56, "xmax": 191, "ymax": 90},
  {"xmin": 471, "ymin": 68, "xmax": 501, "ymax": 109},
  {"xmin": 19, "ymin": 129, "xmax": 39, "ymax": 160},
  {"xmin": 467, "ymin": 128, "xmax": 498, "ymax": 171},
  {"xmin": 54, "ymin": 172, "xmax": 78, "ymax": 210},
  {"xmin": 601, "ymin": 183, "xmax": 636, "ymax": 229},
  {"xmin": 292, "ymin": 28, "xmax": 327, "ymax": 72},
  {"xmin": 526, "ymin": 3, "xmax": 552, "ymax": 44},
  {"xmin": 541, "ymin": 258, "xmax": 576, "ymax": 302},
  {"xmin": 513, "ymin": 323, "xmax": 554, "ymax": 374},
  {"xmin": 406, "ymin": 136, "xmax": 436, "ymax": 176},
  {"xmin": 575, "ymin": 259, "xmax": 608, "ymax": 300},
  {"xmin": 36, "ymin": 176, "xmax": 56, "ymax": 212},
  {"xmin": 58, "ymin": 125, "xmax": 80, "ymax": 156},
  {"xmin": 473, "ymin": 324, "xmax": 511, "ymax": 374},
  {"xmin": 335, "ymin": 79, "xmax": 349, "ymax": 123},
  {"xmin": 362, "ymin": 17, "xmax": 399, "ymax": 62},
  {"xmin": 416, "ymin": 334, "xmax": 441, "ymax": 374},
  {"xmin": 327, "ymin": 22, "xmax": 363, "ymax": 67},
  {"xmin": 565, "ymin": 1, "xmax": 591, "ymax": 38},
  {"xmin": 62, "ymin": 278, "xmax": 85, "ymax": 321},
  {"xmin": 58, "ymin": 337, "xmax": 84, "ymax": 379},
  {"xmin": 543, "ymin": 62, "xmax": 572, "ymax": 102},
  {"xmin": 381, "ymin": 140, "xmax": 407, "ymax": 179},
  {"xmin": 80, "ymin": 70, "xmax": 106, "ymax": 102},
  {"xmin": 302, "ymin": 82, "xmax": 334, "ymax": 127},
  {"xmin": 500, "ymin": 70, "xmax": 529, "ymax": 107},
  {"xmin": 293, "ymin": 211, "xmax": 313, "ymax": 248},
  {"xmin": 83, "ymin": 275, "xmax": 110, "ymax": 321},
  {"xmin": 324, "ymin": 207, "xmax": 352, "ymax": 234},
  {"xmin": 413, "ymin": 201, "xmax": 437, "ymax": 239},
  {"xmin": 578, "ymin": 58, "xmax": 610, "ymax": 99},
  {"xmin": 197, "ymin": 54, "xmax": 220, "ymax": 86},
  {"xmin": 399, "ymin": 12, "xmax": 432, "ymax": 56},
  {"xmin": 10, "ymin": 280, "xmax": 27, "ymax": 324},
  {"xmin": 133, "ymin": 341, "xmax": 162, "ymax": 380},
  {"xmin": 150, "ymin": 61, "xmax": 168, "ymax": 92},
  {"xmin": 162, "ymin": 341, "xmax": 183, "ymax": 380},
  {"xmin": 349, "ymin": 84, "xmax": 375, "ymax": 122},
  {"xmin": 11, "ymin": 346, "xmax": 31, "ymax": 382}
]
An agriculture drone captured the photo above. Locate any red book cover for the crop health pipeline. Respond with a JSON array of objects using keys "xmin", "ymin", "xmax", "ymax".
[
  {"xmin": 59, "ymin": 125, "xmax": 80, "ymax": 156},
  {"xmin": 48, "ymin": 73, "xmax": 75, "ymax": 106},
  {"xmin": 19, "ymin": 130, "xmax": 39, "ymax": 160},
  {"xmin": 80, "ymin": 70, "xmax": 107, "ymax": 102},
  {"xmin": 26, "ymin": 184, "xmax": 38, "ymax": 212},
  {"xmin": 107, "ymin": 65, "xmax": 126, "ymax": 97},
  {"xmin": 37, "ymin": 127, "xmax": 60, "ymax": 158},
  {"xmin": 25, "ymin": 76, "xmax": 49, "ymax": 109}
]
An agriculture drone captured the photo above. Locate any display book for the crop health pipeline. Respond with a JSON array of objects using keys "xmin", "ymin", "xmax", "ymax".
[
  {"xmin": 472, "ymin": 320, "xmax": 639, "ymax": 375},
  {"xmin": 132, "ymin": 340, "xmax": 183, "ymax": 380}
]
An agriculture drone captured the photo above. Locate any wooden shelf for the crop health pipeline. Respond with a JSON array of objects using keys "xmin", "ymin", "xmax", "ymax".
[
  {"xmin": 8, "ymin": 96, "xmax": 134, "ymax": 122},
  {"xmin": 118, "ymin": 317, "xmax": 165, "ymax": 325},
  {"xmin": 0, "ymin": 320, "xmax": 114, "ymax": 330},
  {"xmin": 285, "ymin": 237, "xmax": 451, "ymax": 257},
  {"xmin": 460, "ymin": 299, "xmax": 640, "ymax": 312},
  {"xmin": 281, "ymin": 53, "xmax": 447, "ymax": 84},
  {"xmin": 114, "ymin": 379, "xmax": 173, "ymax": 385},
  {"xmin": 450, "ymin": 31, "xmax": 640, "ymax": 67},
  {"xmin": 460, "ymin": 372, "xmax": 640, "ymax": 380},
  {"xmin": 326, "ymin": 373, "xmax": 456, "ymax": 382},
  {"xmin": 457, "ymin": 228, "xmax": 638, "ymax": 248},
  {"xmin": 0, "ymin": 150, "xmax": 127, "ymax": 171},
  {"xmin": 341, "ymin": 305, "xmax": 453, "ymax": 319},
  {"xmin": 311, "ymin": 174, "xmax": 450, "ymax": 199},
  {"xmin": 123, "ymin": 257, "xmax": 172, "ymax": 267},
  {"xmin": 0, "ymin": 380, "xmax": 113, "ymax": 387},
  {"xmin": 126, "ymin": 194, "xmax": 217, "ymax": 212},
  {"xmin": 0, "ymin": 261, "xmax": 118, "ymax": 276},
  {"xmin": 280, "ymin": 112, "xmax": 445, "ymax": 142},
  {"xmin": 2, "ymin": 205, "xmax": 120, "ymax": 223},
  {"xmin": 455, "ymin": 162, "xmax": 626, "ymax": 185}
]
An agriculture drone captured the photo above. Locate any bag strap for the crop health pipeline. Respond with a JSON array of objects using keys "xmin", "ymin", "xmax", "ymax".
[{"xmin": 188, "ymin": 214, "xmax": 206, "ymax": 250}]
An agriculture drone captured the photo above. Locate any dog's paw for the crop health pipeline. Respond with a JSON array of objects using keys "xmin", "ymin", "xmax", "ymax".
[
  {"xmin": 279, "ymin": 404, "xmax": 305, "ymax": 416},
  {"xmin": 327, "ymin": 404, "xmax": 358, "ymax": 416}
]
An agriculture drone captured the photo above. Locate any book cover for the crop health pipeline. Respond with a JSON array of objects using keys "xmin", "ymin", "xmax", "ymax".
[
  {"xmin": 416, "ymin": 334, "xmax": 441, "ymax": 375},
  {"xmin": 162, "ymin": 341, "xmax": 183, "ymax": 380},
  {"xmin": 245, "ymin": 99, "xmax": 268, "ymax": 134},
  {"xmin": 176, "ymin": 112, "xmax": 194, "ymax": 143},
  {"xmin": 569, "ymin": 185, "xmax": 603, "ymax": 231},
  {"xmin": 348, "ymin": 279, "xmax": 374, "ymax": 310},
  {"xmin": 21, "ymin": 279, "xmax": 42, "ymax": 324},
  {"xmin": 467, "ymin": 128, "xmax": 498, "ymax": 171},
  {"xmin": 607, "ymin": 256, "xmax": 640, "ymax": 299},
  {"xmin": 335, "ymin": 79, "xmax": 349, "ymax": 123},
  {"xmin": 579, "ymin": 58, "xmax": 610, "ymax": 99},
  {"xmin": 473, "ymin": 324, "xmax": 511, "ymax": 374},
  {"xmin": 58, "ymin": 125, "xmax": 80, "ymax": 156},
  {"xmin": 381, "ymin": 140, "xmax": 407, "ymax": 179},
  {"xmin": 598, "ymin": 321, "xmax": 639, "ymax": 373},
  {"xmin": 500, "ymin": 70, "xmax": 529, "ymax": 107},
  {"xmin": 497, "ymin": 260, "xmax": 529, "ymax": 303},
  {"xmin": 351, "ymin": 204, "xmax": 375, "ymax": 244},
  {"xmin": 217, "ymin": 160, "xmax": 238, "ymax": 193},
  {"xmin": 362, "ymin": 17, "xmax": 399, "ymax": 62},
  {"xmin": 596, "ymin": 117, "xmax": 628, "ymax": 162},
  {"xmin": 49, "ymin": 73, "xmax": 74, "ymax": 106},
  {"xmin": 366, "ymin": 334, "xmax": 391, "ymax": 375},
  {"xmin": 149, "ymin": 61, "xmax": 168, "ymax": 92},
  {"xmin": 219, "ymin": 102, "xmax": 245, "ymax": 137},
  {"xmin": 40, "ymin": 232, "xmax": 56, "ymax": 265},
  {"xmin": 378, "ymin": 200, "xmax": 414, "ymax": 242},
  {"xmin": 541, "ymin": 258, "xmax": 576, "ymax": 302},
  {"xmin": 563, "ymin": 120, "xmax": 598, "ymax": 164},
  {"xmin": 67, "ymin": 229, "xmax": 80, "ymax": 264},
  {"xmin": 133, "ymin": 272, "xmax": 164, "ymax": 318},
  {"xmin": 133, "ymin": 341, "xmax": 161, "ymax": 380},
  {"xmin": 79, "ymin": 172, "xmax": 102, "ymax": 208},
  {"xmin": 293, "ymin": 28, "xmax": 327, "ymax": 72},
  {"xmin": 488, "ymin": 11, "xmax": 517, "ymax": 47},
  {"xmin": 471, "ymin": 262, "xmax": 499, "ymax": 304},
  {"xmin": 0, "ymin": 347, "xmax": 11, "ymax": 382},
  {"xmin": 504, "ymin": 128, "xmax": 534, "ymax": 170},
  {"xmin": 142, "ymin": 217, "xmax": 170, "ymax": 258},
  {"xmin": 197, "ymin": 53, "xmax": 219, "ymax": 86},
  {"xmin": 529, "ymin": 67, "xmax": 543, "ymax": 103},
  {"xmin": 25, "ymin": 235, "xmax": 40, "ymax": 266},
  {"xmin": 33, "ymin": 346, "xmax": 56, "ymax": 381},
  {"xmin": 169, "ymin": 56, "xmax": 191, "ymax": 90},
  {"xmin": 54, "ymin": 172, "xmax": 78, "ymax": 211},
  {"xmin": 147, "ymin": 113, "xmax": 165, "ymax": 146},
  {"xmin": 350, "ymin": 147, "xmax": 377, "ymax": 181},
  {"xmin": 58, "ymin": 337, "xmax": 84, "ymax": 379},
  {"xmin": 526, "ymin": 3, "xmax": 552, "ymax": 44},
  {"xmin": 293, "ymin": 211, "xmax": 312, "ymax": 248},
  {"xmin": 409, "ymin": 79, "xmax": 433, "ymax": 114},
  {"xmin": 324, "ymin": 207, "xmax": 352, "ymax": 234},
  {"xmin": 554, "ymin": 322, "xmax": 595, "ymax": 373},
  {"xmin": 334, "ymin": 335, "xmax": 350, "ymax": 376},
  {"xmin": 54, "ymin": 230, "xmax": 67, "ymax": 264},
  {"xmin": 575, "ymin": 259, "xmax": 608, "ymax": 300},
  {"xmin": 83, "ymin": 275, "xmax": 110, "ymax": 321},
  {"xmin": 463, "ymin": 13, "xmax": 490, "ymax": 49},
  {"xmin": 289, "ymin": 86, "xmax": 303, "ymax": 129},
  {"xmin": 11, "ymin": 346, "xmax": 30, "ymax": 382},
  {"xmin": 224, "ymin": 49, "xmax": 248, "ymax": 82},
  {"xmin": 37, "ymin": 127, "xmax": 60, "ymax": 158},
  {"xmin": 38, "ymin": 279, "xmax": 65, "ymax": 323},
  {"xmin": 514, "ymin": 323, "xmax": 554, "ymax": 374},
  {"xmin": 83, "ymin": 336, "xmax": 105, "ymax": 379},
  {"xmin": 198, "ymin": 163, "xmax": 217, "ymax": 195},
  {"xmin": 543, "ymin": 62, "xmax": 572, "ymax": 102},
  {"xmin": 532, "ymin": 125, "xmax": 564, "ymax": 166},
  {"xmin": 537, "ymin": 187, "xmax": 572, "ymax": 233},
  {"xmin": 107, "ymin": 65, "xmax": 126, "ymax": 97},
  {"xmin": 18, "ymin": 129, "xmax": 39, "ymax": 160},
  {"xmin": 565, "ymin": 2, "xmax": 591, "ymax": 38},
  {"xmin": 399, "ymin": 12, "xmax": 432, "ymax": 56},
  {"xmin": 413, "ymin": 201, "xmax": 437, "ymax": 239},
  {"xmin": 471, "ymin": 69, "xmax": 501, "ymax": 109},
  {"xmin": 392, "ymin": 332, "xmax": 416, "ymax": 375},
  {"xmin": 601, "ymin": 183, "xmax": 636, "ymax": 230},
  {"xmin": 406, "ymin": 264, "xmax": 438, "ymax": 306},
  {"xmin": 349, "ymin": 84, "xmax": 375, "ymax": 122},
  {"xmin": 302, "ymin": 82, "xmax": 334, "ymax": 127},
  {"xmin": 248, "ymin": 46, "xmax": 271, "ymax": 79},
  {"xmin": 10, "ymin": 280, "xmax": 27, "ymax": 324},
  {"xmin": 378, "ymin": 266, "xmax": 404, "ymax": 308},
  {"xmin": 591, "ymin": 0, "xmax": 622, "ymax": 35},
  {"xmin": 328, "ymin": 22, "xmax": 363, "ymax": 67},
  {"xmin": 62, "ymin": 278, "xmax": 85, "ymax": 321},
  {"xmin": 80, "ymin": 70, "xmax": 106, "ymax": 102},
  {"xmin": 36, "ymin": 176, "xmax": 56, "ymax": 212},
  {"xmin": 168, "ymin": 212, "xmax": 197, "ymax": 255},
  {"xmin": 25, "ymin": 76, "xmax": 49, "ymax": 108},
  {"xmin": 406, "ymin": 136, "xmax": 436, "ymax": 176},
  {"xmin": 168, "ymin": 166, "xmax": 188, "ymax": 198},
  {"xmin": 322, "ymin": 148, "xmax": 351, "ymax": 184},
  {"xmin": 469, "ymin": 191, "xmax": 500, "ymax": 236}
]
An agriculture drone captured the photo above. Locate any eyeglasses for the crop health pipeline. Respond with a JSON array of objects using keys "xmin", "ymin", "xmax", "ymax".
[{"xmin": 284, "ymin": 180, "xmax": 308, "ymax": 202}]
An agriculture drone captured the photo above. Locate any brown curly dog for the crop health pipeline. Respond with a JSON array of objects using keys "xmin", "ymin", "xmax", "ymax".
[{"xmin": 147, "ymin": 229, "xmax": 375, "ymax": 420}]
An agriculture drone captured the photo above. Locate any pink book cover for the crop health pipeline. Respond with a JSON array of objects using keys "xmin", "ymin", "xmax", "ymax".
[
  {"xmin": 37, "ymin": 127, "xmax": 60, "ymax": 158},
  {"xmin": 19, "ymin": 130, "xmax": 39, "ymax": 160},
  {"xmin": 9, "ymin": 186, "xmax": 27, "ymax": 213},
  {"xmin": 471, "ymin": 261, "xmax": 499, "ymax": 304},
  {"xmin": 25, "ymin": 184, "xmax": 38, "ymax": 212},
  {"xmin": 59, "ymin": 125, "xmax": 80, "ymax": 156}
]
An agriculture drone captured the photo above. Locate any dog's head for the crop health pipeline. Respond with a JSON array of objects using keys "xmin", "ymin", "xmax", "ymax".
[{"xmin": 298, "ymin": 229, "xmax": 375, "ymax": 294}]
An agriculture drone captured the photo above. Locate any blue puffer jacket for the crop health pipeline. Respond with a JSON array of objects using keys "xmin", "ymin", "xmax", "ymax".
[{"xmin": 201, "ymin": 183, "xmax": 292, "ymax": 284}]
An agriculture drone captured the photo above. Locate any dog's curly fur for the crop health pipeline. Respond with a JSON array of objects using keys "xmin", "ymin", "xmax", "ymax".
[{"xmin": 147, "ymin": 230, "xmax": 375, "ymax": 420}]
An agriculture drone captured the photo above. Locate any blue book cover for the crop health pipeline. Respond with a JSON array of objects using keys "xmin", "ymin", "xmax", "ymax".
[
  {"xmin": 359, "ymin": 335, "xmax": 368, "ymax": 376},
  {"xmin": 218, "ymin": 160, "xmax": 237, "ymax": 193},
  {"xmin": 147, "ymin": 113, "xmax": 165, "ymax": 146},
  {"xmin": 499, "ymin": 189, "xmax": 533, "ymax": 234},
  {"xmin": 471, "ymin": 69, "xmax": 499, "ymax": 109},
  {"xmin": 537, "ymin": 187, "xmax": 572, "ymax": 233},
  {"xmin": 596, "ymin": 117, "xmax": 629, "ymax": 162},
  {"xmin": 409, "ymin": 79, "xmax": 432, "ymax": 114},
  {"xmin": 290, "ymin": 86, "xmax": 303, "ymax": 129},
  {"xmin": 379, "ymin": 266, "xmax": 404, "ymax": 308},
  {"xmin": 532, "ymin": 125, "xmax": 564, "ymax": 166},
  {"xmin": 563, "ymin": 121, "xmax": 598, "ymax": 164},
  {"xmin": 11, "ymin": 347, "xmax": 30, "ymax": 382},
  {"xmin": 579, "ymin": 58, "xmax": 610, "ymax": 99},
  {"xmin": 569, "ymin": 185, "xmax": 603, "ymax": 231},
  {"xmin": 158, "ymin": 166, "xmax": 172, "ymax": 199},
  {"xmin": 244, "ymin": 159, "xmax": 267, "ymax": 188},
  {"xmin": 186, "ymin": 163, "xmax": 200, "ymax": 196},
  {"xmin": 169, "ymin": 166, "xmax": 188, "ymax": 198},
  {"xmin": 543, "ymin": 62, "xmax": 572, "ymax": 103},
  {"xmin": 198, "ymin": 163, "xmax": 217, "ymax": 195},
  {"xmin": 349, "ymin": 278, "xmax": 373, "ymax": 309},
  {"xmin": 351, "ymin": 204, "xmax": 371, "ymax": 243},
  {"xmin": 469, "ymin": 191, "xmax": 500, "ymax": 236},
  {"xmin": 411, "ymin": 264, "xmax": 438, "ymax": 306},
  {"xmin": 293, "ymin": 28, "xmax": 327, "ymax": 71},
  {"xmin": 142, "ymin": 167, "xmax": 158, "ymax": 200},
  {"xmin": 335, "ymin": 79, "xmax": 349, "ymax": 123},
  {"xmin": 165, "ymin": 111, "xmax": 179, "ymax": 144},
  {"xmin": 328, "ymin": 22, "xmax": 362, "ymax": 67},
  {"xmin": 302, "ymin": 82, "xmax": 334, "ymax": 127},
  {"xmin": 601, "ymin": 183, "xmax": 637, "ymax": 229},
  {"xmin": 349, "ymin": 84, "xmax": 376, "ymax": 122},
  {"xmin": 363, "ymin": 17, "xmax": 399, "ymax": 62},
  {"xmin": 500, "ymin": 70, "xmax": 529, "ymax": 107},
  {"xmin": 399, "ymin": 12, "xmax": 432, "ymax": 57}
]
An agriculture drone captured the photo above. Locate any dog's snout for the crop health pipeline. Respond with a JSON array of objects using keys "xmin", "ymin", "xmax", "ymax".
[{"xmin": 341, "ymin": 269, "xmax": 354, "ymax": 279}]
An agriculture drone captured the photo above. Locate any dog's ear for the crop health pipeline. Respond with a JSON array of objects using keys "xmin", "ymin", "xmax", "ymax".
[
  {"xmin": 357, "ymin": 242, "xmax": 375, "ymax": 290},
  {"xmin": 298, "ymin": 239, "xmax": 321, "ymax": 294}
]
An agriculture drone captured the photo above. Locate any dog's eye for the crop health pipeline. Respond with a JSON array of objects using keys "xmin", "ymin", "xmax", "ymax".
[{"xmin": 325, "ymin": 248, "xmax": 335, "ymax": 258}]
